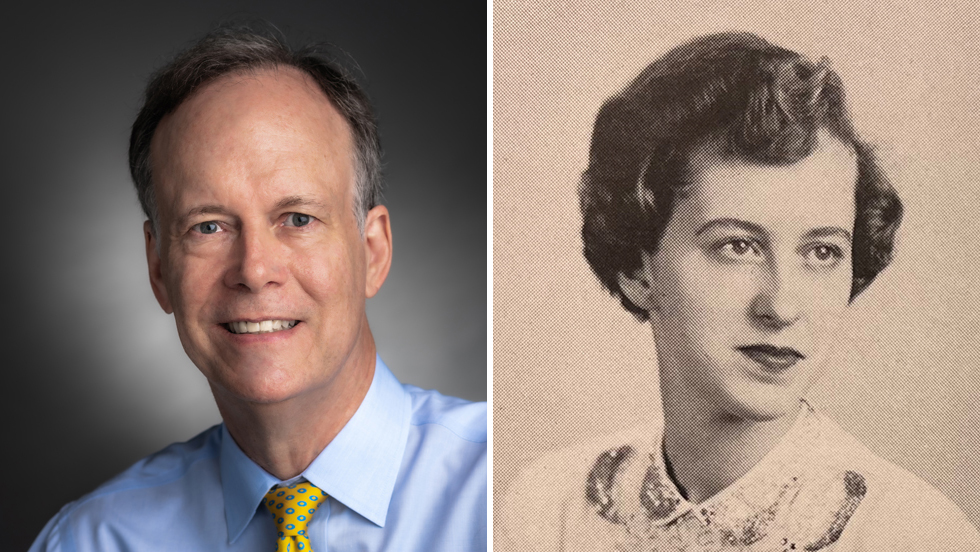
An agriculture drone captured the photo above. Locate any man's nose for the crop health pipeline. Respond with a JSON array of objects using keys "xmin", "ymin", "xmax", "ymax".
[
  {"xmin": 225, "ymin": 227, "xmax": 287, "ymax": 292},
  {"xmin": 749, "ymin": 260, "xmax": 802, "ymax": 330}
]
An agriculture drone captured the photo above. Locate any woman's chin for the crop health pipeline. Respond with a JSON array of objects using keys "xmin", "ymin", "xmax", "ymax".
[
  {"xmin": 665, "ymin": 357, "xmax": 815, "ymax": 423},
  {"xmin": 715, "ymin": 385, "xmax": 805, "ymax": 423}
]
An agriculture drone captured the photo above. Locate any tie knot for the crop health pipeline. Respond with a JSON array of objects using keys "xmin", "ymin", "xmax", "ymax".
[{"xmin": 264, "ymin": 481, "xmax": 327, "ymax": 549}]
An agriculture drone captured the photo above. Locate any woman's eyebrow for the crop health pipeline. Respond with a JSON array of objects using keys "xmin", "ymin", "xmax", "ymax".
[
  {"xmin": 695, "ymin": 218, "xmax": 766, "ymax": 237},
  {"xmin": 802, "ymin": 226, "xmax": 852, "ymax": 242}
]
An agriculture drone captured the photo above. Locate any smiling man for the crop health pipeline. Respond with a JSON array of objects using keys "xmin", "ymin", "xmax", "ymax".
[{"xmin": 30, "ymin": 25, "xmax": 486, "ymax": 552}]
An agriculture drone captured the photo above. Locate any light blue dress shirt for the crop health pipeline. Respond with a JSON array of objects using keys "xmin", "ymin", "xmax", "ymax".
[{"xmin": 30, "ymin": 356, "xmax": 487, "ymax": 552}]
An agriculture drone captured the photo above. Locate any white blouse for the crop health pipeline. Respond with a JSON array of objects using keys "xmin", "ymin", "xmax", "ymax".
[{"xmin": 501, "ymin": 403, "xmax": 979, "ymax": 551}]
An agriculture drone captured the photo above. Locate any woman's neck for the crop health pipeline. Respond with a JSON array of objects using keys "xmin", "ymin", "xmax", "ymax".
[{"xmin": 658, "ymin": 370, "xmax": 801, "ymax": 504}]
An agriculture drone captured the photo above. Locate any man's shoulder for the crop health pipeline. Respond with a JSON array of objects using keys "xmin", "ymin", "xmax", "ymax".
[
  {"xmin": 403, "ymin": 384, "xmax": 487, "ymax": 444},
  {"xmin": 88, "ymin": 424, "xmax": 222, "ymax": 496},
  {"xmin": 395, "ymin": 384, "xmax": 486, "ymax": 488},
  {"xmin": 382, "ymin": 386, "xmax": 487, "ymax": 547},
  {"xmin": 29, "ymin": 425, "xmax": 224, "ymax": 552}
]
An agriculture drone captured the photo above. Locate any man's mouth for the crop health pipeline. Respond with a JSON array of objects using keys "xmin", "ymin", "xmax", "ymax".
[
  {"xmin": 737, "ymin": 344, "xmax": 804, "ymax": 372},
  {"xmin": 223, "ymin": 320, "xmax": 299, "ymax": 335}
]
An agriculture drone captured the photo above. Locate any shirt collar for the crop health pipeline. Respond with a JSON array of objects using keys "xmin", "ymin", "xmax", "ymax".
[
  {"xmin": 221, "ymin": 355, "xmax": 412, "ymax": 543},
  {"xmin": 645, "ymin": 402, "xmax": 818, "ymax": 525},
  {"xmin": 587, "ymin": 401, "xmax": 821, "ymax": 531},
  {"xmin": 586, "ymin": 402, "xmax": 873, "ymax": 548}
]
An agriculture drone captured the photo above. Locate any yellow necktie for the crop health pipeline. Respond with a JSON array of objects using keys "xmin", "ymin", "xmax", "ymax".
[{"xmin": 264, "ymin": 481, "xmax": 327, "ymax": 551}]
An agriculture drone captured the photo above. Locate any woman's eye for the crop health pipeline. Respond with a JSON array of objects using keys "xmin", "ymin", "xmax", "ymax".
[
  {"xmin": 804, "ymin": 244, "xmax": 844, "ymax": 266},
  {"xmin": 284, "ymin": 213, "xmax": 312, "ymax": 227},
  {"xmin": 194, "ymin": 221, "xmax": 220, "ymax": 235},
  {"xmin": 717, "ymin": 238, "xmax": 762, "ymax": 260}
]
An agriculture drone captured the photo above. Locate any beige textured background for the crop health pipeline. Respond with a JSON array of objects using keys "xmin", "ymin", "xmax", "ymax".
[{"xmin": 492, "ymin": 0, "xmax": 980, "ymax": 544}]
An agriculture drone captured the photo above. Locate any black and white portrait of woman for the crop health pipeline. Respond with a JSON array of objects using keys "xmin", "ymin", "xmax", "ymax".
[{"xmin": 494, "ymin": 2, "xmax": 980, "ymax": 550}]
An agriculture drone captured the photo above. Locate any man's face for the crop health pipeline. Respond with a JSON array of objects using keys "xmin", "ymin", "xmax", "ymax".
[{"xmin": 145, "ymin": 67, "xmax": 390, "ymax": 405}]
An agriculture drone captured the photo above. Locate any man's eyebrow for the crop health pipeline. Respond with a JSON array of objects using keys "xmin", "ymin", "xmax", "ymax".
[
  {"xmin": 695, "ymin": 218, "xmax": 767, "ymax": 237},
  {"xmin": 274, "ymin": 195, "xmax": 328, "ymax": 212},
  {"xmin": 176, "ymin": 205, "xmax": 233, "ymax": 228},
  {"xmin": 174, "ymin": 197, "xmax": 328, "ymax": 226}
]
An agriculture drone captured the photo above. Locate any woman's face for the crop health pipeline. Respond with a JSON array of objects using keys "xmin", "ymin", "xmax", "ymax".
[{"xmin": 638, "ymin": 133, "xmax": 858, "ymax": 421}]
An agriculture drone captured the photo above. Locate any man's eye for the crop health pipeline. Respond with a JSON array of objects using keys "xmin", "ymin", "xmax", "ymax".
[
  {"xmin": 284, "ymin": 213, "xmax": 312, "ymax": 227},
  {"xmin": 195, "ymin": 221, "xmax": 220, "ymax": 235}
]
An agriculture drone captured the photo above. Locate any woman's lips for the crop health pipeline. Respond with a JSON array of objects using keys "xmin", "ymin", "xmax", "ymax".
[{"xmin": 737, "ymin": 344, "xmax": 805, "ymax": 372}]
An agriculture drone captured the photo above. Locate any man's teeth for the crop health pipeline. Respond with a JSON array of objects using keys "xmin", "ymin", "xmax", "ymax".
[{"xmin": 228, "ymin": 320, "xmax": 298, "ymax": 334}]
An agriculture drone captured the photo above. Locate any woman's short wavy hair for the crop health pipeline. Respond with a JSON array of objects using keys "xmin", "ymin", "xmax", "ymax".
[{"xmin": 579, "ymin": 32, "xmax": 903, "ymax": 321}]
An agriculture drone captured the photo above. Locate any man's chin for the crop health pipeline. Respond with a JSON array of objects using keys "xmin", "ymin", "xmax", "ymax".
[{"xmin": 204, "ymin": 365, "xmax": 314, "ymax": 406}]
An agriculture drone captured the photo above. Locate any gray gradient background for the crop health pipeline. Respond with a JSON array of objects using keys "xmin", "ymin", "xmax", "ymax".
[
  {"xmin": 494, "ymin": 0, "xmax": 980, "ymax": 546},
  {"xmin": 0, "ymin": 2, "xmax": 485, "ymax": 548}
]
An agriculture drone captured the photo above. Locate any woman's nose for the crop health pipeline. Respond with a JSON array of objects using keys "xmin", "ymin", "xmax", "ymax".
[{"xmin": 749, "ymin": 263, "xmax": 802, "ymax": 330}]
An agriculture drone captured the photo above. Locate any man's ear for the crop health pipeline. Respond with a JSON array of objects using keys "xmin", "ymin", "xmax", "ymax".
[
  {"xmin": 362, "ymin": 205, "xmax": 392, "ymax": 298},
  {"xmin": 144, "ymin": 220, "xmax": 174, "ymax": 314}
]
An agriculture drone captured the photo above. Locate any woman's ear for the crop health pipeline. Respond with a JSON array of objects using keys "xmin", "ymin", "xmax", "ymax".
[
  {"xmin": 618, "ymin": 269, "xmax": 656, "ymax": 313},
  {"xmin": 618, "ymin": 251, "xmax": 663, "ymax": 315}
]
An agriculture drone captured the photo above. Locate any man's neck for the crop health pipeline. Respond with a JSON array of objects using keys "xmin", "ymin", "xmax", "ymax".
[{"xmin": 214, "ymin": 328, "xmax": 377, "ymax": 480}]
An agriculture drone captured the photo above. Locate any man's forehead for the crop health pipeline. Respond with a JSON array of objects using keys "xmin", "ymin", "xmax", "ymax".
[
  {"xmin": 149, "ymin": 66, "xmax": 355, "ymax": 220},
  {"xmin": 155, "ymin": 66, "xmax": 349, "ymax": 153}
]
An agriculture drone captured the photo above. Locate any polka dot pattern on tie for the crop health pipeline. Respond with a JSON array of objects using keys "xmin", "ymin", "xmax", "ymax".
[{"xmin": 264, "ymin": 482, "xmax": 327, "ymax": 552}]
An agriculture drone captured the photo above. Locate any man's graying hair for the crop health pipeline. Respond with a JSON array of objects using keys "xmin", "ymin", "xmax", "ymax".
[{"xmin": 129, "ymin": 23, "xmax": 383, "ymax": 235}]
